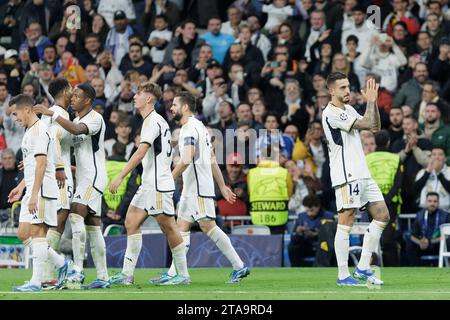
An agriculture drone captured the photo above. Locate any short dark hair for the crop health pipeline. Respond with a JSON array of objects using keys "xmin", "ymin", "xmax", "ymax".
[
  {"xmin": 432, "ymin": 145, "xmax": 447, "ymax": 156},
  {"xmin": 302, "ymin": 195, "xmax": 321, "ymax": 208},
  {"xmin": 43, "ymin": 44, "xmax": 56, "ymax": 52},
  {"xmin": 427, "ymin": 192, "xmax": 440, "ymax": 199},
  {"xmin": 85, "ymin": 33, "xmax": 100, "ymax": 42},
  {"xmin": 375, "ymin": 129, "xmax": 390, "ymax": 149},
  {"xmin": 77, "ymin": 82, "xmax": 96, "ymax": 103},
  {"xmin": 129, "ymin": 42, "xmax": 143, "ymax": 50},
  {"xmin": 112, "ymin": 142, "xmax": 126, "ymax": 157},
  {"xmin": 346, "ymin": 35, "xmax": 359, "ymax": 44},
  {"xmin": 49, "ymin": 78, "xmax": 70, "ymax": 100},
  {"xmin": 181, "ymin": 19, "xmax": 196, "ymax": 29},
  {"xmin": 176, "ymin": 91, "xmax": 196, "ymax": 112},
  {"xmin": 428, "ymin": 0, "xmax": 442, "ymax": 8},
  {"xmin": 0, "ymin": 83, "xmax": 8, "ymax": 90},
  {"xmin": 12, "ymin": 94, "xmax": 35, "ymax": 109},
  {"xmin": 326, "ymin": 72, "xmax": 347, "ymax": 88},
  {"xmin": 155, "ymin": 14, "xmax": 168, "ymax": 22},
  {"xmin": 263, "ymin": 111, "xmax": 281, "ymax": 126}
]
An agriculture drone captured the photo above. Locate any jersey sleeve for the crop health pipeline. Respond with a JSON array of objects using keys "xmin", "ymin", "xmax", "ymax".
[
  {"xmin": 140, "ymin": 117, "xmax": 159, "ymax": 146},
  {"xmin": 34, "ymin": 126, "xmax": 51, "ymax": 157},
  {"xmin": 181, "ymin": 125, "xmax": 198, "ymax": 147},
  {"xmin": 325, "ymin": 109, "xmax": 359, "ymax": 133},
  {"xmin": 79, "ymin": 113, "xmax": 102, "ymax": 136}
]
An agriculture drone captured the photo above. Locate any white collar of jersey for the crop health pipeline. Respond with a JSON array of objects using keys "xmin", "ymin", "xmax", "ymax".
[{"xmin": 327, "ymin": 102, "xmax": 348, "ymax": 111}]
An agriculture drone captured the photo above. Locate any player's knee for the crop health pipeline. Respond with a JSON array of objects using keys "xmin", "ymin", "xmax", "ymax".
[{"xmin": 124, "ymin": 217, "xmax": 139, "ymax": 234}]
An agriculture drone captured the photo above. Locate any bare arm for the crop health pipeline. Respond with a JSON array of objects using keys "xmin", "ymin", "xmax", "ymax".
[
  {"xmin": 211, "ymin": 150, "xmax": 236, "ymax": 203},
  {"xmin": 353, "ymin": 79, "xmax": 381, "ymax": 132},
  {"xmin": 33, "ymin": 105, "xmax": 89, "ymax": 135},
  {"xmin": 109, "ymin": 143, "xmax": 149, "ymax": 193},
  {"xmin": 172, "ymin": 145, "xmax": 195, "ymax": 179}
]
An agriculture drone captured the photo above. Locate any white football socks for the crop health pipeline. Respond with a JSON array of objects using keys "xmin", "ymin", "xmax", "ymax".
[
  {"xmin": 168, "ymin": 231, "xmax": 190, "ymax": 277},
  {"xmin": 42, "ymin": 230, "xmax": 62, "ymax": 281},
  {"xmin": 207, "ymin": 226, "xmax": 244, "ymax": 270},
  {"xmin": 122, "ymin": 233, "xmax": 142, "ymax": 277},
  {"xmin": 86, "ymin": 225, "xmax": 109, "ymax": 281},
  {"xmin": 30, "ymin": 238, "xmax": 48, "ymax": 286},
  {"xmin": 357, "ymin": 220, "xmax": 387, "ymax": 271},
  {"xmin": 69, "ymin": 213, "xmax": 86, "ymax": 272},
  {"xmin": 171, "ymin": 242, "xmax": 189, "ymax": 278},
  {"xmin": 335, "ymin": 224, "xmax": 351, "ymax": 280}
]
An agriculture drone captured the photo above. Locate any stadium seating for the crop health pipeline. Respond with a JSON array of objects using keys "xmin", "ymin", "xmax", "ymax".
[
  {"xmin": 231, "ymin": 225, "xmax": 271, "ymax": 235},
  {"xmin": 438, "ymin": 223, "xmax": 450, "ymax": 268},
  {"xmin": 103, "ymin": 224, "xmax": 124, "ymax": 237}
]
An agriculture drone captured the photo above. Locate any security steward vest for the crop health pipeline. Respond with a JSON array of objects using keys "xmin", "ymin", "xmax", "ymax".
[
  {"xmin": 366, "ymin": 151, "xmax": 402, "ymax": 205},
  {"xmin": 248, "ymin": 162, "xmax": 289, "ymax": 226},
  {"xmin": 103, "ymin": 160, "xmax": 131, "ymax": 211}
]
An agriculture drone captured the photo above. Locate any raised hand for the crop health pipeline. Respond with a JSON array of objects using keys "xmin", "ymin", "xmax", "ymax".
[{"xmin": 360, "ymin": 78, "xmax": 379, "ymax": 102}]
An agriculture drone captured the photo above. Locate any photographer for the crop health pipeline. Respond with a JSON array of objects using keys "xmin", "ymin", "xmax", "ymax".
[{"xmin": 288, "ymin": 195, "xmax": 334, "ymax": 267}]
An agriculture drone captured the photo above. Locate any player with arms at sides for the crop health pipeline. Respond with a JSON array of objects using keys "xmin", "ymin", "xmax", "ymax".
[
  {"xmin": 151, "ymin": 92, "xmax": 250, "ymax": 285},
  {"xmin": 34, "ymin": 83, "xmax": 109, "ymax": 289},
  {"xmin": 108, "ymin": 82, "xmax": 190, "ymax": 285},
  {"xmin": 38, "ymin": 79, "xmax": 75, "ymax": 289},
  {"xmin": 8, "ymin": 94, "xmax": 72, "ymax": 292},
  {"xmin": 322, "ymin": 72, "xmax": 389, "ymax": 286}
]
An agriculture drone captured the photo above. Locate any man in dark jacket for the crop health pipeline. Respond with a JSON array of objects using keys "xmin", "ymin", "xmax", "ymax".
[{"xmin": 0, "ymin": 148, "xmax": 19, "ymax": 223}]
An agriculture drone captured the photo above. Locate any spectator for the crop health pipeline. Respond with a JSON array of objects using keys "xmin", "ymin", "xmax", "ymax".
[
  {"xmin": 19, "ymin": 21, "xmax": 52, "ymax": 63},
  {"xmin": 421, "ymin": 13, "xmax": 446, "ymax": 47},
  {"xmin": 236, "ymin": 103, "xmax": 263, "ymax": 131},
  {"xmin": 421, "ymin": 103, "xmax": 450, "ymax": 165},
  {"xmin": 393, "ymin": 62, "xmax": 429, "ymax": 108},
  {"xmin": 416, "ymin": 81, "xmax": 446, "ymax": 125},
  {"xmin": 85, "ymin": 63, "xmax": 100, "ymax": 82},
  {"xmin": 414, "ymin": 31, "xmax": 434, "ymax": 65},
  {"xmin": 388, "ymin": 106, "xmax": 405, "ymax": 148},
  {"xmin": 261, "ymin": 0, "xmax": 295, "ymax": 34},
  {"xmin": 119, "ymin": 43, "xmax": 153, "ymax": 77},
  {"xmin": 248, "ymin": 145, "xmax": 293, "ymax": 234},
  {"xmin": 19, "ymin": 0, "xmax": 62, "ymax": 37},
  {"xmin": 171, "ymin": 69, "xmax": 202, "ymax": 98},
  {"xmin": 256, "ymin": 112, "xmax": 291, "ymax": 161},
  {"xmin": 383, "ymin": 0, "xmax": 420, "ymax": 37},
  {"xmin": 216, "ymin": 152, "xmax": 249, "ymax": 232},
  {"xmin": 361, "ymin": 130, "xmax": 376, "ymax": 155},
  {"xmin": 79, "ymin": 34, "xmax": 102, "ymax": 68},
  {"xmin": 90, "ymin": 13, "xmax": 110, "ymax": 45},
  {"xmin": 415, "ymin": 147, "xmax": 450, "ymax": 211},
  {"xmin": 302, "ymin": 121, "xmax": 328, "ymax": 179},
  {"xmin": 391, "ymin": 115, "xmax": 433, "ymax": 213},
  {"xmin": 200, "ymin": 16, "xmax": 235, "ymax": 65},
  {"xmin": 58, "ymin": 51, "xmax": 87, "ymax": 87},
  {"xmin": 142, "ymin": 0, "xmax": 180, "ymax": 37},
  {"xmin": 147, "ymin": 14, "xmax": 173, "ymax": 65},
  {"xmin": 0, "ymin": 0, "xmax": 24, "ymax": 49},
  {"xmin": 221, "ymin": 5, "xmax": 243, "ymax": 37},
  {"xmin": 102, "ymin": 142, "xmax": 140, "ymax": 229},
  {"xmin": 21, "ymin": 62, "xmax": 54, "ymax": 104},
  {"xmin": 202, "ymin": 76, "xmax": 232, "ymax": 124},
  {"xmin": 360, "ymin": 33, "xmax": 407, "ymax": 93},
  {"xmin": 97, "ymin": 50, "xmax": 123, "ymax": 103},
  {"xmin": 430, "ymin": 37, "xmax": 450, "ymax": 90},
  {"xmin": 235, "ymin": 24, "xmax": 265, "ymax": 68},
  {"xmin": 0, "ymin": 148, "xmax": 19, "ymax": 223},
  {"xmin": 288, "ymin": 195, "xmax": 334, "ymax": 266},
  {"xmin": 392, "ymin": 21, "xmax": 415, "ymax": 57},
  {"xmin": 405, "ymin": 192, "xmax": 450, "ymax": 266},
  {"xmin": 97, "ymin": 0, "xmax": 136, "ymax": 28},
  {"xmin": 105, "ymin": 10, "xmax": 135, "ymax": 66},
  {"xmin": 195, "ymin": 58, "xmax": 222, "ymax": 98},
  {"xmin": 281, "ymin": 78, "xmax": 310, "ymax": 139},
  {"xmin": 247, "ymin": 14, "xmax": 272, "ymax": 61},
  {"xmin": 366, "ymin": 130, "xmax": 403, "ymax": 266},
  {"xmin": 189, "ymin": 43, "xmax": 213, "ymax": 83},
  {"xmin": 300, "ymin": 10, "xmax": 327, "ymax": 63},
  {"xmin": 163, "ymin": 19, "xmax": 204, "ymax": 66},
  {"xmin": 227, "ymin": 62, "xmax": 248, "ymax": 107},
  {"xmin": 223, "ymin": 43, "xmax": 261, "ymax": 88},
  {"xmin": 285, "ymin": 158, "xmax": 321, "ymax": 214},
  {"xmin": 41, "ymin": 44, "xmax": 60, "ymax": 76},
  {"xmin": 331, "ymin": 52, "xmax": 360, "ymax": 92},
  {"xmin": 4, "ymin": 97, "xmax": 25, "ymax": 153},
  {"xmin": 340, "ymin": 4, "xmax": 379, "ymax": 55},
  {"xmin": 271, "ymin": 22, "xmax": 304, "ymax": 62}
]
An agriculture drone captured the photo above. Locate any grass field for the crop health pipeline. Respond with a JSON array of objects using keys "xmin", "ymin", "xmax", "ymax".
[{"xmin": 1, "ymin": 267, "xmax": 450, "ymax": 300}]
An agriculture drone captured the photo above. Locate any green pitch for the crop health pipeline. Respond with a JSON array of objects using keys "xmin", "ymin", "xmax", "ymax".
[{"xmin": 1, "ymin": 267, "xmax": 450, "ymax": 300}]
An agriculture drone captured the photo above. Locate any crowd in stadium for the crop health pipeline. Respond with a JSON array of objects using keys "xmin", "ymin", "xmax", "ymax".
[{"xmin": 0, "ymin": 0, "xmax": 450, "ymax": 267}]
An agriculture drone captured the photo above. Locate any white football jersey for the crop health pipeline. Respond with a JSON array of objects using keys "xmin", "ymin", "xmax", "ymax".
[
  {"xmin": 72, "ymin": 110, "xmax": 107, "ymax": 193},
  {"xmin": 21, "ymin": 120, "xmax": 58, "ymax": 199},
  {"xmin": 41, "ymin": 105, "xmax": 74, "ymax": 185},
  {"xmin": 322, "ymin": 103, "xmax": 372, "ymax": 187},
  {"xmin": 140, "ymin": 110, "xmax": 175, "ymax": 192},
  {"xmin": 179, "ymin": 116, "xmax": 215, "ymax": 198}
]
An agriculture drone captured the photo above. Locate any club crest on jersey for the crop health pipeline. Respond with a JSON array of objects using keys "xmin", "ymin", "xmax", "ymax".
[{"xmin": 339, "ymin": 113, "xmax": 348, "ymax": 121}]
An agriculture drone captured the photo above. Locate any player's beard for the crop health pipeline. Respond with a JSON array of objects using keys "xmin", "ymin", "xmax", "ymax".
[{"xmin": 173, "ymin": 111, "xmax": 183, "ymax": 121}]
